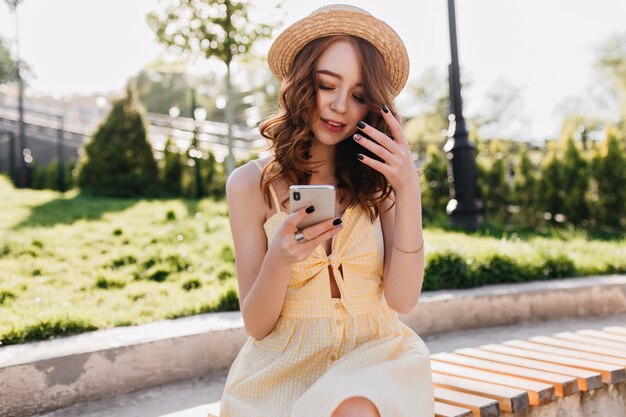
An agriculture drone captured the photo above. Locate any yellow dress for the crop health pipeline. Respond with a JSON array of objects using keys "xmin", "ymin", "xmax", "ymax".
[{"xmin": 218, "ymin": 159, "xmax": 434, "ymax": 417}]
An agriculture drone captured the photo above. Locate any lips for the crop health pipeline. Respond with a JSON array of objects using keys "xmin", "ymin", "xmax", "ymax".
[{"xmin": 321, "ymin": 118, "xmax": 346, "ymax": 133}]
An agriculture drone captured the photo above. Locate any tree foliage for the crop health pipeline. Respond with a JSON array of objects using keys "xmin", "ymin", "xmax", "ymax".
[
  {"xmin": 0, "ymin": 35, "xmax": 17, "ymax": 85},
  {"xmin": 146, "ymin": 0, "xmax": 275, "ymax": 66},
  {"xmin": 77, "ymin": 86, "xmax": 159, "ymax": 197}
]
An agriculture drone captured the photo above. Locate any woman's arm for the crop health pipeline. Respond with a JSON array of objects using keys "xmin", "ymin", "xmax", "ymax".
[
  {"xmin": 226, "ymin": 162, "xmax": 343, "ymax": 340},
  {"xmin": 353, "ymin": 108, "xmax": 426, "ymax": 315},
  {"xmin": 380, "ymin": 185, "xmax": 425, "ymax": 314},
  {"xmin": 226, "ymin": 163, "xmax": 292, "ymax": 340}
]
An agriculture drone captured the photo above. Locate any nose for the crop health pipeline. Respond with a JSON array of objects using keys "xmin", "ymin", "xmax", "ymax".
[{"xmin": 330, "ymin": 89, "xmax": 348, "ymax": 113}]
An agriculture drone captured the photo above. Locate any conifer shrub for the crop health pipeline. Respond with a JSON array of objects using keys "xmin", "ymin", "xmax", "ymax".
[{"xmin": 77, "ymin": 85, "xmax": 159, "ymax": 197}]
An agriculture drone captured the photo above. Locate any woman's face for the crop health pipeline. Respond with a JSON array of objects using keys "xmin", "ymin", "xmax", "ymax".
[{"xmin": 310, "ymin": 40, "xmax": 369, "ymax": 146}]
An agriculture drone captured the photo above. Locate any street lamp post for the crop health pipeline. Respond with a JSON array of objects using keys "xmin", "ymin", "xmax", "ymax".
[
  {"xmin": 192, "ymin": 106, "xmax": 206, "ymax": 200},
  {"xmin": 6, "ymin": 0, "xmax": 28, "ymax": 188},
  {"xmin": 444, "ymin": 0, "xmax": 484, "ymax": 229}
]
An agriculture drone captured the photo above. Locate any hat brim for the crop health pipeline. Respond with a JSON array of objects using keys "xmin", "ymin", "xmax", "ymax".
[{"xmin": 268, "ymin": 8, "xmax": 409, "ymax": 96}]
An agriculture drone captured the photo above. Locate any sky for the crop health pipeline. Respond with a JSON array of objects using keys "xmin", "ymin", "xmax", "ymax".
[{"xmin": 0, "ymin": 0, "xmax": 625, "ymax": 140}]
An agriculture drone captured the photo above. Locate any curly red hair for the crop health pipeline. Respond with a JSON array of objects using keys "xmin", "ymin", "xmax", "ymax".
[{"xmin": 258, "ymin": 35, "xmax": 398, "ymax": 223}]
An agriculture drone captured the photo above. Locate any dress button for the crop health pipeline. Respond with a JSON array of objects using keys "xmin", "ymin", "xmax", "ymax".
[
  {"xmin": 334, "ymin": 302, "xmax": 341, "ymax": 309},
  {"xmin": 335, "ymin": 319, "xmax": 341, "ymax": 326},
  {"xmin": 330, "ymin": 353, "xmax": 337, "ymax": 361}
]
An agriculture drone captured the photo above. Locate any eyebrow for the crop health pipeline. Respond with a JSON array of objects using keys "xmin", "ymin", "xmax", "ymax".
[{"xmin": 317, "ymin": 69, "xmax": 363, "ymax": 87}]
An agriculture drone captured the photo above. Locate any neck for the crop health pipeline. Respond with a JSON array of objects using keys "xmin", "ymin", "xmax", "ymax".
[{"xmin": 308, "ymin": 140, "xmax": 336, "ymax": 184}]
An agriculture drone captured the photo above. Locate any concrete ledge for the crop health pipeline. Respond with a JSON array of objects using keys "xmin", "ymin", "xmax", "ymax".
[
  {"xmin": 1, "ymin": 274, "xmax": 625, "ymax": 417},
  {"xmin": 401, "ymin": 274, "xmax": 626, "ymax": 334}
]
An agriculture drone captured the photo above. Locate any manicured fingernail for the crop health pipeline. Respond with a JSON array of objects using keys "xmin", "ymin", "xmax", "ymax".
[
  {"xmin": 357, "ymin": 154, "xmax": 364, "ymax": 160},
  {"xmin": 353, "ymin": 134, "xmax": 360, "ymax": 141},
  {"xmin": 382, "ymin": 104, "xmax": 389, "ymax": 113},
  {"xmin": 356, "ymin": 120, "xmax": 366, "ymax": 129},
  {"xmin": 333, "ymin": 218, "xmax": 342, "ymax": 226},
  {"xmin": 306, "ymin": 205, "xmax": 315, "ymax": 213}
]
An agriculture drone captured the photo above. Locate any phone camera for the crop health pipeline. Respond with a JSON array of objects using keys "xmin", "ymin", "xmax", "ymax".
[{"xmin": 293, "ymin": 191, "xmax": 300, "ymax": 201}]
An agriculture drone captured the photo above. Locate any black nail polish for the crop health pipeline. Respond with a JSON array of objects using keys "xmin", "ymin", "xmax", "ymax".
[
  {"xmin": 357, "ymin": 154, "xmax": 364, "ymax": 160},
  {"xmin": 333, "ymin": 218, "xmax": 342, "ymax": 226},
  {"xmin": 306, "ymin": 205, "xmax": 315, "ymax": 213},
  {"xmin": 382, "ymin": 104, "xmax": 389, "ymax": 113},
  {"xmin": 356, "ymin": 120, "xmax": 366, "ymax": 129}
]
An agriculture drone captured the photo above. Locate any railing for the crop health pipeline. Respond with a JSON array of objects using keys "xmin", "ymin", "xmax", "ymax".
[{"xmin": 0, "ymin": 106, "xmax": 269, "ymax": 172}]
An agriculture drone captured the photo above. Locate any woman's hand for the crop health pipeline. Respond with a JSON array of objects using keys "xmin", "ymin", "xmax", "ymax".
[
  {"xmin": 269, "ymin": 206, "xmax": 343, "ymax": 265},
  {"xmin": 353, "ymin": 105, "xmax": 421, "ymax": 195}
]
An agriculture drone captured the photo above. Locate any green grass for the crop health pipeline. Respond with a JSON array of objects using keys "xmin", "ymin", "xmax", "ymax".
[
  {"xmin": 0, "ymin": 175, "xmax": 624, "ymax": 345},
  {"xmin": 0, "ymin": 176, "xmax": 238, "ymax": 345}
]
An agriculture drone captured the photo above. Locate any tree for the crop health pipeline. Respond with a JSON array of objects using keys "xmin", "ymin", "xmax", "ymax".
[
  {"xmin": 512, "ymin": 150, "xmax": 539, "ymax": 226},
  {"xmin": 0, "ymin": 35, "xmax": 17, "ymax": 85},
  {"xmin": 402, "ymin": 66, "xmax": 449, "ymax": 155},
  {"xmin": 161, "ymin": 137, "xmax": 183, "ymax": 196},
  {"xmin": 560, "ymin": 136, "xmax": 590, "ymax": 226},
  {"xmin": 594, "ymin": 32, "xmax": 626, "ymax": 132},
  {"xmin": 536, "ymin": 142, "xmax": 565, "ymax": 225},
  {"xmin": 147, "ymin": 0, "xmax": 279, "ymax": 177},
  {"xmin": 478, "ymin": 151, "xmax": 511, "ymax": 223},
  {"xmin": 420, "ymin": 144, "xmax": 449, "ymax": 220},
  {"xmin": 471, "ymin": 78, "xmax": 529, "ymax": 140},
  {"xmin": 77, "ymin": 85, "xmax": 159, "ymax": 197},
  {"xmin": 591, "ymin": 127, "xmax": 626, "ymax": 230}
]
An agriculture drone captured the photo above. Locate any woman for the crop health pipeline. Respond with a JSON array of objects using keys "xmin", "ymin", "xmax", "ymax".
[{"xmin": 220, "ymin": 5, "xmax": 433, "ymax": 417}]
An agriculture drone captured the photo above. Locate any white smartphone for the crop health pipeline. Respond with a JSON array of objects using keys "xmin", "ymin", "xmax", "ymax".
[{"xmin": 289, "ymin": 185, "xmax": 336, "ymax": 230}]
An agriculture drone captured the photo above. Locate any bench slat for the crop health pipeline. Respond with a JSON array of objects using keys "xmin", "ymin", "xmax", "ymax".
[
  {"xmin": 456, "ymin": 347, "xmax": 603, "ymax": 391},
  {"xmin": 577, "ymin": 329, "xmax": 626, "ymax": 344},
  {"xmin": 434, "ymin": 387, "xmax": 499, "ymax": 417},
  {"xmin": 505, "ymin": 339, "xmax": 626, "ymax": 368},
  {"xmin": 434, "ymin": 401, "xmax": 473, "ymax": 417},
  {"xmin": 432, "ymin": 372, "xmax": 530, "ymax": 413},
  {"xmin": 431, "ymin": 360, "xmax": 555, "ymax": 406},
  {"xmin": 555, "ymin": 332, "xmax": 626, "ymax": 349},
  {"xmin": 483, "ymin": 343, "xmax": 625, "ymax": 384},
  {"xmin": 530, "ymin": 335, "xmax": 626, "ymax": 358},
  {"xmin": 603, "ymin": 326, "xmax": 626, "ymax": 336},
  {"xmin": 433, "ymin": 352, "xmax": 578, "ymax": 397}
]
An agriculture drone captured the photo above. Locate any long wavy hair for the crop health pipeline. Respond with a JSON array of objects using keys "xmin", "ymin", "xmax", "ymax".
[{"xmin": 258, "ymin": 35, "xmax": 399, "ymax": 223}]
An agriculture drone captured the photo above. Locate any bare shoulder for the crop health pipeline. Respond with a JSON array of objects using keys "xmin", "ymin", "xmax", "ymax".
[
  {"xmin": 225, "ymin": 159, "xmax": 267, "ymax": 225},
  {"xmin": 226, "ymin": 157, "xmax": 273, "ymax": 196}
]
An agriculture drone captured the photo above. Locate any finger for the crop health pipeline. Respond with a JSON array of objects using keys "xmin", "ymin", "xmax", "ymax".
[
  {"xmin": 300, "ymin": 216, "xmax": 343, "ymax": 241},
  {"xmin": 301, "ymin": 222, "xmax": 343, "ymax": 251},
  {"xmin": 356, "ymin": 120, "xmax": 401, "ymax": 153},
  {"xmin": 379, "ymin": 105, "xmax": 407, "ymax": 146},
  {"xmin": 285, "ymin": 205, "xmax": 315, "ymax": 230},
  {"xmin": 353, "ymin": 133, "xmax": 400, "ymax": 165},
  {"xmin": 356, "ymin": 152, "xmax": 392, "ymax": 176}
]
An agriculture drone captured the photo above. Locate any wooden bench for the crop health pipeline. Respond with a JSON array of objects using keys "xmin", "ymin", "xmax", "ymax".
[{"xmin": 208, "ymin": 325, "xmax": 626, "ymax": 417}]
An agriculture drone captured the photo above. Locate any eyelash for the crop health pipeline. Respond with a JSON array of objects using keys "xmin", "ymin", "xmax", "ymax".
[{"xmin": 319, "ymin": 84, "xmax": 365, "ymax": 104}]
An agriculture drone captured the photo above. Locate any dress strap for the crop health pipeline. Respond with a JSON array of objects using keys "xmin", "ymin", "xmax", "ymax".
[{"xmin": 251, "ymin": 159, "xmax": 282, "ymax": 215}]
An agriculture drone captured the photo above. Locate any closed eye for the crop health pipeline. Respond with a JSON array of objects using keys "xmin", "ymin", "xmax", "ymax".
[{"xmin": 319, "ymin": 84, "xmax": 366, "ymax": 104}]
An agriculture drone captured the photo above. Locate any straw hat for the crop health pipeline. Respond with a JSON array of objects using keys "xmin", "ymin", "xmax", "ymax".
[{"xmin": 268, "ymin": 4, "xmax": 410, "ymax": 96}]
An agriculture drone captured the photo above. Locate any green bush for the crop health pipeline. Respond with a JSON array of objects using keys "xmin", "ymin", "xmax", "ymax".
[
  {"xmin": 473, "ymin": 255, "xmax": 531, "ymax": 286},
  {"xmin": 536, "ymin": 255, "xmax": 577, "ymax": 280},
  {"xmin": 182, "ymin": 278, "xmax": 202, "ymax": 291},
  {"xmin": 77, "ymin": 85, "xmax": 159, "ymax": 197},
  {"xmin": 423, "ymin": 252, "xmax": 471, "ymax": 291},
  {"xmin": 422, "ymin": 252, "xmax": 592, "ymax": 291},
  {"xmin": 215, "ymin": 288, "xmax": 240, "ymax": 311},
  {"xmin": 95, "ymin": 276, "xmax": 126, "ymax": 290}
]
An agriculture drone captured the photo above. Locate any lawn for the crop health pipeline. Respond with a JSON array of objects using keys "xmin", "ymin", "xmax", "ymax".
[{"xmin": 1, "ymin": 175, "xmax": 624, "ymax": 345}]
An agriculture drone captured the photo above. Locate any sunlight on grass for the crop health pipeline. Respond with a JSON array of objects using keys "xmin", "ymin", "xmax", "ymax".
[{"xmin": 0, "ymin": 175, "xmax": 623, "ymax": 344}]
